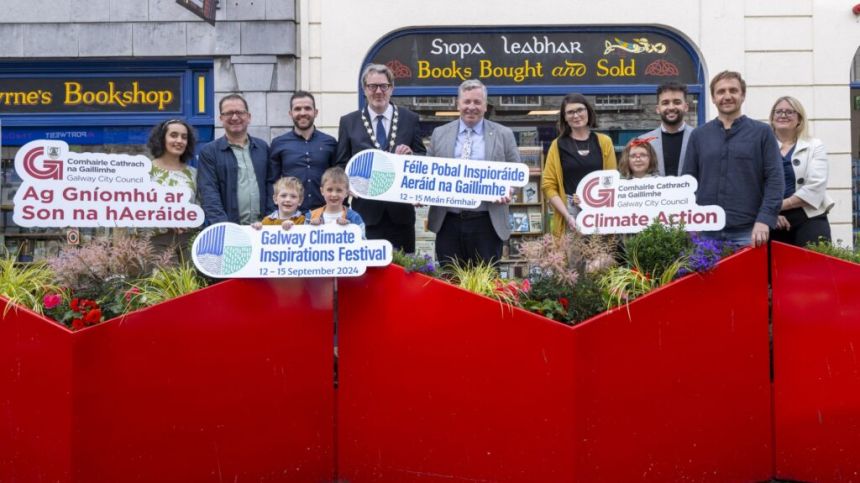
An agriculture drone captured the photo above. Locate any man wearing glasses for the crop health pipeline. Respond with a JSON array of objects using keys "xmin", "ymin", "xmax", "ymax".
[
  {"xmin": 683, "ymin": 71, "xmax": 783, "ymax": 248},
  {"xmin": 198, "ymin": 93, "xmax": 273, "ymax": 226},
  {"xmin": 335, "ymin": 63, "xmax": 426, "ymax": 253}
]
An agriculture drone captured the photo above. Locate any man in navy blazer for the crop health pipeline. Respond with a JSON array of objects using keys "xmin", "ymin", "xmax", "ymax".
[
  {"xmin": 427, "ymin": 79, "xmax": 520, "ymax": 266},
  {"xmin": 198, "ymin": 93, "xmax": 273, "ymax": 226},
  {"xmin": 637, "ymin": 81, "xmax": 692, "ymax": 176},
  {"xmin": 335, "ymin": 63, "xmax": 426, "ymax": 253}
]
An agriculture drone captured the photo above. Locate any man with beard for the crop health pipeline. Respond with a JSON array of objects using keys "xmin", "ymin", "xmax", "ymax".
[
  {"xmin": 683, "ymin": 70, "xmax": 783, "ymax": 247},
  {"xmin": 336, "ymin": 64, "xmax": 425, "ymax": 253},
  {"xmin": 269, "ymin": 91, "xmax": 337, "ymax": 212},
  {"xmin": 638, "ymin": 82, "xmax": 692, "ymax": 176}
]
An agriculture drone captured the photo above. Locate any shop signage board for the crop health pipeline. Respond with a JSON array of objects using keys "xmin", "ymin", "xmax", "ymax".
[
  {"xmin": 368, "ymin": 27, "xmax": 698, "ymax": 87},
  {"xmin": 574, "ymin": 170, "xmax": 725, "ymax": 234}
]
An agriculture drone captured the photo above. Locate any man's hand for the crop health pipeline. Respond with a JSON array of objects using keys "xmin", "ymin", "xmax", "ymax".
[
  {"xmin": 751, "ymin": 222, "xmax": 770, "ymax": 247},
  {"xmin": 394, "ymin": 144, "xmax": 412, "ymax": 155},
  {"xmin": 775, "ymin": 215, "xmax": 790, "ymax": 230}
]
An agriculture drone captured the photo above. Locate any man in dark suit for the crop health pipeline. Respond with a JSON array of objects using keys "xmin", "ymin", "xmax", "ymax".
[
  {"xmin": 427, "ymin": 79, "xmax": 520, "ymax": 266},
  {"xmin": 335, "ymin": 63, "xmax": 426, "ymax": 253}
]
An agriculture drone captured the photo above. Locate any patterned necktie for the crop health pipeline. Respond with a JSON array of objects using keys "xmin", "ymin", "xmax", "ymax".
[
  {"xmin": 375, "ymin": 115, "xmax": 387, "ymax": 151},
  {"xmin": 461, "ymin": 128, "xmax": 473, "ymax": 159}
]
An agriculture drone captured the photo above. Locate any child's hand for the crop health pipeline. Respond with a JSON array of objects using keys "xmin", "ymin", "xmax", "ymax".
[
  {"xmin": 572, "ymin": 194, "xmax": 581, "ymax": 206},
  {"xmin": 251, "ymin": 222, "xmax": 262, "ymax": 230},
  {"xmin": 281, "ymin": 220, "xmax": 294, "ymax": 230},
  {"xmin": 309, "ymin": 218, "xmax": 322, "ymax": 226},
  {"xmin": 336, "ymin": 216, "xmax": 349, "ymax": 225}
]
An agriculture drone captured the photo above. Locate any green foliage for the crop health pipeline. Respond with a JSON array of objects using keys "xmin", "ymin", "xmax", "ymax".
[
  {"xmin": 568, "ymin": 272, "xmax": 607, "ymax": 323},
  {"xmin": 805, "ymin": 238, "xmax": 860, "ymax": 264},
  {"xmin": 622, "ymin": 222, "xmax": 692, "ymax": 278},
  {"xmin": 128, "ymin": 263, "xmax": 207, "ymax": 310},
  {"xmin": 599, "ymin": 256, "xmax": 687, "ymax": 309},
  {"xmin": 444, "ymin": 259, "xmax": 518, "ymax": 306},
  {"xmin": 0, "ymin": 253, "xmax": 59, "ymax": 316},
  {"xmin": 520, "ymin": 275, "xmax": 574, "ymax": 323}
]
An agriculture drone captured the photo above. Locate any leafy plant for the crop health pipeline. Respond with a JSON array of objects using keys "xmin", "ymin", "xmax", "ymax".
[
  {"xmin": 43, "ymin": 292, "xmax": 104, "ymax": 331},
  {"xmin": 568, "ymin": 272, "xmax": 607, "ymax": 323},
  {"xmin": 392, "ymin": 250, "xmax": 438, "ymax": 276},
  {"xmin": 805, "ymin": 238, "xmax": 860, "ymax": 264},
  {"xmin": 622, "ymin": 222, "xmax": 691, "ymax": 279},
  {"xmin": 0, "ymin": 253, "xmax": 59, "ymax": 315},
  {"xmin": 520, "ymin": 275, "xmax": 574, "ymax": 323},
  {"xmin": 127, "ymin": 263, "xmax": 207, "ymax": 309},
  {"xmin": 600, "ymin": 256, "xmax": 687, "ymax": 309},
  {"xmin": 444, "ymin": 259, "xmax": 524, "ymax": 307},
  {"xmin": 518, "ymin": 234, "xmax": 579, "ymax": 286}
]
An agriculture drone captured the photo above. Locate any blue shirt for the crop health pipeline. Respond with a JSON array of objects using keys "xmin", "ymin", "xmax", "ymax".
[
  {"xmin": 682, "ymin": 115, "xmax": 784, "ymax": 230},
  {"xmin": 454, "ymin": 119, "xmax": 486, "ymax": 160},
  {"xmin": 270, "ymin": 128, "xmax": 338, "ymax": 212}
]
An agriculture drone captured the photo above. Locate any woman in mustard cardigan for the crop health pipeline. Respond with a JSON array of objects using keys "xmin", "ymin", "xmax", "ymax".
[{"xmin": 542, "ymin": 93, "xmax": 617, "ymax": 237}]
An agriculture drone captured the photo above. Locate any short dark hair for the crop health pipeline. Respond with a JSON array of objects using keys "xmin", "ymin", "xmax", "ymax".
[
  {"xmin": 656, "ymin": 81, "xmax": 688, "ymax": 99},
  {"xmin": 147, "ymin": 119, "xmax": 197, "ymax": 164},
  {"xmin": 709, "ymin": 71, "xmax": 746, "ymax": 96},
  {"xmin": 557, "ymin": 93, "xmax": 597, "ymax": 139},
  {"xmin": 290, "ymin": 90, "xmax": 316, "ymax": 109},
  {"xmin": 218, "ymin": 93, "xmax": 249, "ymax": 113}
]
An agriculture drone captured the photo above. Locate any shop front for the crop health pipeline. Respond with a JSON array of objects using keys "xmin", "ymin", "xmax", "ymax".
[{"xmin": 0, "ymin": 59, "xmax": 213, "ymax": 261}]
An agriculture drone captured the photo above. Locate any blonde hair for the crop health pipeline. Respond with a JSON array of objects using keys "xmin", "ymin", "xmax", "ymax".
[
  {"xmin": 619, "ymin": 140, "xmax": 659, "ymax": 178},
  {"xmin": 769, "ymin": 95, "xmax": 809, "ymax": 141},
  {"xmin": 273, "ymin": 176, "xmax": 304, "ymax": 198},
  {"xmin": 321, "ymin": 166, "xmax": 349, "ymax": 188}
]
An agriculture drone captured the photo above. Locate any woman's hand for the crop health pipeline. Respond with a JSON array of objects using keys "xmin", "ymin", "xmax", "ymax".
[{"xmin": 776, "ymin": 215, "xmax": 790, "ymax": 230}]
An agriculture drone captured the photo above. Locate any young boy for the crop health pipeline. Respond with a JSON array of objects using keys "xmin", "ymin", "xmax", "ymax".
[
  {"xmin": 306, "ymin": 167, "xmax": 365, "ymax": 236},
  {"xmin": 252, "ymin": 176, "xmax": 306, "ymax": 230}
]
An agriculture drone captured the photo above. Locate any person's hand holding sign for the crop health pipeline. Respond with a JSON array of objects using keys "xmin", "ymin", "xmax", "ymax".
[{"xmin": 394, "ymin": 144, "xmax": 413, "ymax": 155}]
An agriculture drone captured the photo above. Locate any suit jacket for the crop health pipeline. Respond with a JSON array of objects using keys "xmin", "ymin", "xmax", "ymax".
[
  {"xmin": 788, "ymin": 137, "xmax": 834, "ymax": 218},
  {"xmin": 638, "ymin": 124, "xmax": 692, "ymax": 176},
  {"xmin": 197, "ymin": 135, "xmax": 272, "ymax": 226},
  {"xmin": 426, "ymin": 118, "xmax": 521, "ymax": 241},
  {"xmin": 335, "ymin": 105, "xmax": 426, "ymax": 226}
]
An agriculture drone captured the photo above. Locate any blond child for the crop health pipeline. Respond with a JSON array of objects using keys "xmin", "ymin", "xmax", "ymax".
[
  {"xmin": 618, "ymin": 137, "xmax": 659, "ymax": 179},
  {"xmin": 306, "ymin": 167, "xmax": 365, "ymax": 236},
  {"xmin": 252, "ymin": 176, "xmax": 306, "ymax": 230}
]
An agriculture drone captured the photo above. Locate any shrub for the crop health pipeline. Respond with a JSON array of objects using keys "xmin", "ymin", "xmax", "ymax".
[
  {"xmin": 805, "ymin": 238, "xmax": 860, "ymax": 264},
  {"xmin": 0, "ymin": 253, "xmax": 59, "ymax": 315},
  {"xmin": 127, "ymin": 263, "xmax": 207, "ymax": 310},
  {"xmin": 622, "ymin": 222, "xmax": 691, "ymax": 279}
]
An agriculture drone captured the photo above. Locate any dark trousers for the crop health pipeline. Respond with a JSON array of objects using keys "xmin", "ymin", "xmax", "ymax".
[
  {"xmin": 771, "ymin": 208, "xmax": 831, "ymax": 247},
  {"xmin": 435, "ymin": 212, "xmax": 502, "ymax": 267},
  {"xmin": 366, "ymin": 210, "xmax": 415, "ymax": 253}
]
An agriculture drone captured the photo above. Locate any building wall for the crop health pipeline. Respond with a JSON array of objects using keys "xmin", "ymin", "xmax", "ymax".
[
  {"xmin": 0, "ymin": 0, "xmax": 298, "ymax": 143},
  {"xmin": 312, "ymin": 0, "xmax": 860, "ymax": 244}
]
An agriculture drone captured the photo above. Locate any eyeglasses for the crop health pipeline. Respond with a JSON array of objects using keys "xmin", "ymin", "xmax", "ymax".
[
  {"xmin": 629, "ymin": 153, "xmax": 650, "ymax": 160},
  {"xmin": 566, "ymin": 107, "xmax": 587, "ymax": 117},
  {"xmin": 365, "ymin": 83, "xmax": 392, "ymax": 92},
  {"xmin": 774, "ymin": 109, "xmax": 797, "ymax": 118},
  {"xmin": 220, "ymin": 110, "xmax": 248, "ymax": 118}
]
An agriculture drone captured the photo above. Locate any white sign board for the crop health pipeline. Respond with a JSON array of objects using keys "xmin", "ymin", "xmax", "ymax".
[
  {"xmin": 345, "ymin": 149, "xmax": 529, "ymax": 208},
  {"xmin": 12, "ymin": 139, "xmax": 203, "ymax": 228},
  {"xmin": 574, "ymin": 170, "xmax": 725, "ymax": 234},
  {"xmin": 192, "ymin": 223, "xmax": 392, "ymax": 278}
]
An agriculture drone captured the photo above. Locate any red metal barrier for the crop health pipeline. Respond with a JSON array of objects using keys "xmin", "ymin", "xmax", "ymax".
[
  {"xmin": 772, "ymin": 242, "xmax": 860, "ymax": 481},
  {"xmin": 338, "ymin": 248, "xmax": 772, "ymax": 481},
  {"xmin": 72, "ymin": 278, "xmax": 335, "ymax": 482},
  {"xmin": 0, "ymin": 278, "xmax": 335, "ymax": 482},
  {"xmin": 0, "ymin": 301, "xmax": 73, "ymax": 483}
]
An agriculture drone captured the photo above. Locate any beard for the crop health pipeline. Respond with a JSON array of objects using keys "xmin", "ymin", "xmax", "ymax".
[
  {"xmin": 292, "ymin": 117, "xmax": 314, "ymax": 130},
  {"xmin": 660, "ymin": 110, "xmax": 684, "ymax": 127}
]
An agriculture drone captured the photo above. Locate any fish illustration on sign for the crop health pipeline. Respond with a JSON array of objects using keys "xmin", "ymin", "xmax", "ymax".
[{"xmin": 603, "ymin": 38, "xmax": 667, "ymax": 55}]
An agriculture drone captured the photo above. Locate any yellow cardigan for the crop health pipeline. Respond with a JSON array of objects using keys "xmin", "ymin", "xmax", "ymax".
[{"xmin": 541, "ymin": 133, "xmax": 617, "ymax": 237}]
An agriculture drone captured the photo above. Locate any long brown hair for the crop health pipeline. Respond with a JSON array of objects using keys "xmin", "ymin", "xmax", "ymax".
[{"xmin": 557, "ymin": 93, "xmax": 597, "ymax": 139}]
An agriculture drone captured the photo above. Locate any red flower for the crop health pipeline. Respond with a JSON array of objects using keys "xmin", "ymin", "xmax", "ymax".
[
  {"xmin": 520, "ymin": 279, "xmax": 531, "ymax": 293},
  {"xmin": 124, "ymin": 287, "xmax": 141, "ymax": 302},
  {"xmin": 84, "ymin": 308, "xmax": 102, "ymax": 325},
  {"xmin": 558, "ymin": 297, "xmax": 570, "ymax": 310},
  {"xmin": 71, "ymin": 318, "xmax": 85, "ymax": 331},
  {"xmin": 70, "ymin": 298, "xmax": 80, "ymax": 312}
]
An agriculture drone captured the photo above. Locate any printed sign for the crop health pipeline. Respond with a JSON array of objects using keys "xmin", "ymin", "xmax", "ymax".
[
  {"xmin": 574, "ymin": 170, "xmax": 725, "ymax": 234},
  {"xmin": 346, "ymin": 149, "xmax": 529, "ymax": 209},
  {"xmin": 368, "ymin": 28, "xmax": 698, "ymax": 87},
  {"xmin": 12, "ymin": 140, "xmax": 203, "ymax": 228},
  {"xmin": 192, "ymin": 223, "xmax": 392, "ymax": 278}
]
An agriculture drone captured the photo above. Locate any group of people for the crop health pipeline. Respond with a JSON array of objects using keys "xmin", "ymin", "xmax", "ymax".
[
  {"xmin": 146, "ymin": 65, "xmax": 834, "ymax": 267},
  {"xmin": 543, "ymin": 71, "xmax": 834, "ymax": 249}
]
